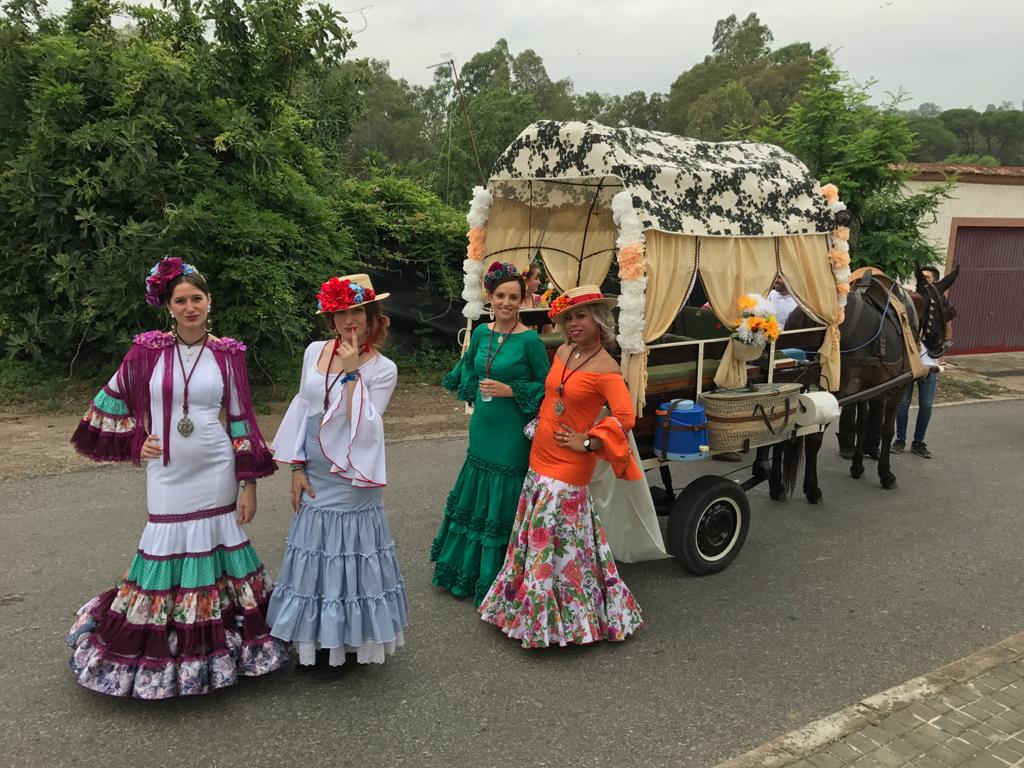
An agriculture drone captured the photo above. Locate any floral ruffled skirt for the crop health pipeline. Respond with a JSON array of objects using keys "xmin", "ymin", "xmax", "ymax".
[
  {"xmin": 479, "ymin": 469, "xmax": 644, "ymax": 648},
  {"xmin": 67, "ymin": 541, "xmax": 289, "ymax": 699}
]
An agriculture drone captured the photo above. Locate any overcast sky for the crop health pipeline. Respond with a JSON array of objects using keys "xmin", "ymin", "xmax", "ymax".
[{"xmin": 340, "ymin": 0, "xmax": 1022, "ymax": 110}]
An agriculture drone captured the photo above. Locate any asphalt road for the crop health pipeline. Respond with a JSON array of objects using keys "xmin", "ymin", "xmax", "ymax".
[{"xmin": 1, "ymin": 399, "xmax": 1021, "ymax": 768}]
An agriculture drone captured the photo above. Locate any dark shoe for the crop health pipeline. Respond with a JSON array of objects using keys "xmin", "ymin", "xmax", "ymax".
[
  {"xmin": 891, "ymin": 439, "xmax": 905, "ymax": 453},
  {"xmin": 712, "ymin": 452, "xmax": 743, "ymax": 463},
  {"xmin": 863, "ymin": 448, "xmax": 880, "ymax": 461},
  {"xmin": 910, "ymin": 442, "xmax": 932, "ymax": 459},
  {"xmin": 838, "ymin": 447, "xmax": 854, "ymax": 460}
]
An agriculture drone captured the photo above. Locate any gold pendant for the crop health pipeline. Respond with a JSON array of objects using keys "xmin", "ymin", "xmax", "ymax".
[
  {"xmin": 554, "ymin": 399, "xmax": 565, "ymax": 416},
  {"xmin": 177, "ymin": 416, "xmax": 194, "ymax": 437}
]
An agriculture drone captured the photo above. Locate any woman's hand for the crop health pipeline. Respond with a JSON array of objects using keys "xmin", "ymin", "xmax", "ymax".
[
  {"xmin": 237, "ymin": 483, "xmax": 257, "ymax": 524},
  {"xmin": 553, "ymin": 423, "xmax": 593, "ymax": 453},
  {"xmin": 479, "ymin": 379, "xmax": 513, "ymax": 399},
  {"xmin": 291, "ymin": 468, "xmax": 315, "ymax": 514},
  {"xmin": 338, "ymin": 330, "xmax": 360, "ymax": 374},
  {"xmin": 140, "ymin": 433, "xmax": 162, "ymax": 460}
]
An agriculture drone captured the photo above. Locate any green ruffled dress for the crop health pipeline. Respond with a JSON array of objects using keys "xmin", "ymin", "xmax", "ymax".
[{"xmin": 430, "ymin": 324, "xmax": 550, "ymax": 605}]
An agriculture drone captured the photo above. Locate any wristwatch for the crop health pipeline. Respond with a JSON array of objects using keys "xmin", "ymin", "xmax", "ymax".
[{"xmin": 583, "ymin": 437, "xmax": 593, "ymax": 452}]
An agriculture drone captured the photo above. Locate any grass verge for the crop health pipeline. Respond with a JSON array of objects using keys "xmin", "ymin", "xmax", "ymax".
[{"xmin": 936, "ymin": 373, "xmax": 1006, "ymax": 402}]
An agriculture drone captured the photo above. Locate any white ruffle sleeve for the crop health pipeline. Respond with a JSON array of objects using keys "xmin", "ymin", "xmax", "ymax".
[
  {"xmin": 270, "ymin": 343, "xmax": 320, "ymax": 464},
  {"xmin": 319, "ymin": 355, "xmax": 398, "ymax": 488}
]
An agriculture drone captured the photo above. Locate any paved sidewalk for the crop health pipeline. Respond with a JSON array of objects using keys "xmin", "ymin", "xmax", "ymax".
[{"xmin": 718, "ymin": 632, "xmax": 1024, "ymax": 768}]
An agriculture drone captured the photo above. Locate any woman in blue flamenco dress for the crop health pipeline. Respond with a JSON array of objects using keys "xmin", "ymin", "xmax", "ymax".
[{"xmin": 266, "ymin": 274, "xmax": 408, "ymax": 671}]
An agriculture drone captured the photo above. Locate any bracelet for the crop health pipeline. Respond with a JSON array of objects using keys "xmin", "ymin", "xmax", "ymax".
[
  {"xmin": 290, "ymin": 463, "xmax": 307, "ymax": 472},
  {"xmin": 239, "ymin": 479, "xmax": 256, "ymax": 489},
  {"xmin": 341, "ymin": 371, "xmax": 360, "ymax": 384}
]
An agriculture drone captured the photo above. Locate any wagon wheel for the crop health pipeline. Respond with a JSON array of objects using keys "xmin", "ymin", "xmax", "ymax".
[{"xmin": 666, "ymin": 475, "xmax": 750, "ymax": 575}]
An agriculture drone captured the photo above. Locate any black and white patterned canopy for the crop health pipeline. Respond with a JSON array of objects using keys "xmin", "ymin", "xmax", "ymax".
[{"xmin": 488, "ymin": 120, "xmax": 835, "ymax": 238}]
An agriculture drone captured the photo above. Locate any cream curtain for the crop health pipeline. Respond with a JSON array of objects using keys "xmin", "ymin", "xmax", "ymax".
[
  {"xmin": 621, "ymin": 231, "xmax": 699, "ymax": 415},
  {"xmin": 643, "ymin": 232, "xmax": 699, "ymax": 342},
  {"xmin": 777, "ymin": 235, "xmax": 841, "ymax": 391},
  {"xmin": 484, "ymin": 196, "xmax": 617, "ymax": 291},
  {"xmin": 698, "ymin": 237, "xmax": 778, "ymax": 389}
]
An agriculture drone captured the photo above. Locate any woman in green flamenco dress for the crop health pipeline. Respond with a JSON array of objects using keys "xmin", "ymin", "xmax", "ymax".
[{"xmin": 430, "ymin": 261, "xmax": 550, "ymax": 605}]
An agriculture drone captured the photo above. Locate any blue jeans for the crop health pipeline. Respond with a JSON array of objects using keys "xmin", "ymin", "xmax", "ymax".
[{"xmin": 895, "ymin": 370, "xmax": 937, "ymax": 444}]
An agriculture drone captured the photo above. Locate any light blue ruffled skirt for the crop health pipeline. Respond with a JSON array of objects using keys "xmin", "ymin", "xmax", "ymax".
[{"xmin": 266, "ymin": 416, "xmax": 408, "ymax": 665}]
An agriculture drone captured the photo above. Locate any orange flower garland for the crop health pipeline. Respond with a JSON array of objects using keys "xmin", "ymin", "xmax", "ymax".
[
  {"xmin": 617, "ymin": 243, "xmax": 646, "ymax": 281},
  {"xmin": 467, "ymin": 226, "xmax": 486, "ymax": 262}
]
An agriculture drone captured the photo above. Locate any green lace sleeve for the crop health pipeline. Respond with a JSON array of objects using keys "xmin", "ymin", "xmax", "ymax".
[
  {"xmin": 509, "ymin": 379, "xmax": 545, "ymax": 418},
  {"xmin": 442, "ymin": 328, "xmax": 480, "ymax": 403},
  {"xmin": 510, "ymin": 332, "xmax": 551, "ymax": 418}
]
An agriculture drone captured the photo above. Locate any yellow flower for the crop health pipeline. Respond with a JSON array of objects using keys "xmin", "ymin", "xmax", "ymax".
[{"xmin": 737, "ymin": 294, "xmax": 758, "ymax": 312}]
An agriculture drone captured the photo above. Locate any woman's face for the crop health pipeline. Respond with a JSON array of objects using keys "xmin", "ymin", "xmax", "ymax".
[
  {"xmin": 564, "ymin": 306, "xmax": 599, "ymax": 345},
  {"xmin": 167, "ymin": 281, "xmax": 210, "ymax": 336},
  {"xmin": 525, "ymin": 268, "xmax": 541, "ymax": 294},
  {"xmin": 490, "ymin": 280, "xmax": 523, "ymax": 324},
  {"xmin": 332, "ymin": 306, "xmax": 369, "ymax": 346}
]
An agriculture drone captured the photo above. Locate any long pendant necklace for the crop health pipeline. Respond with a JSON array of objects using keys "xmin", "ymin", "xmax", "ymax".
[
  {"xmin": 175, "ymin": 333, "xmax": 209, "ymax": 437},
  {"xmin": 323, "ymin": 337, "xmax": 349, "ymax": 412},
  {"xmin": 554, "ymin": 344, "xmax": 603, "ymax": 416},
  {"xmin": 484, "ymin": 319, "xmax": 517, "ymax": 378}
]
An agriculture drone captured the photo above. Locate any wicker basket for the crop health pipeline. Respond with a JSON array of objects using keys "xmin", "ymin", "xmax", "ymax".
[{"xmin": 699, "ymin": 382, "xmax": 802, "ymax": 453}]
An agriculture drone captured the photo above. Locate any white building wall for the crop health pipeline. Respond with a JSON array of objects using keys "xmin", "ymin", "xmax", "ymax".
[{"xmin": 903, "ymin": 179, "xmax": 1024, "ymax": 267}]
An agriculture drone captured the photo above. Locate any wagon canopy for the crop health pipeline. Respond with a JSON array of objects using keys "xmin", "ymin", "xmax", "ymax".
[{"xmin": 475, "ymin": 120, "xmax": 845, "ymax": 396}]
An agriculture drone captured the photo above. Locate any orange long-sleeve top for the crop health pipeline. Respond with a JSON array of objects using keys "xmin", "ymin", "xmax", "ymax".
[{"xmin": 530, "ymin": 354, "xmax": 642, "ymax": 486}]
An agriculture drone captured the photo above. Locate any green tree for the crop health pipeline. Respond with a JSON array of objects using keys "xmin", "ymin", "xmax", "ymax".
[
  {"xmin": 686, "ymin": 80, "xmax": 758, "ymax": 140},
  {"xmin": 712, "ymin": 12, "xmax": 773, "ymax": 65},
  {"xmin": 938, "ymin": 108, "xmax": 982, "ymax": 155},
  {"xmin": 661, "ymin": 14, "xmax": 821, "ymax": 139},
  {"xmin": 943, "ymin": 153, "xmax": 1001, "ymax": 166},
  {"xmin": 0, "ymin": 0, "xmax": 359, "ymax": 373},
  {"xmin": 574, "ymin": 90, "xmax": 664, "ymax": 129},
  {"xmin": 906, "ymin": 117, "xmax": 958, "ymax": 161},
  {"xmin": 336, "ymin": 59, "xmax": 435, "ymax": 177},
  {"xmin": 749, "ymin": 59, "xmax": 950, "ymax": 278}
]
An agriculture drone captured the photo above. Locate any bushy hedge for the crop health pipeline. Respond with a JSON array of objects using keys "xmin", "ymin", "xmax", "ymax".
[{"xmin": 0, "ymin": 0, "xmax": 465, "ymax": 380}]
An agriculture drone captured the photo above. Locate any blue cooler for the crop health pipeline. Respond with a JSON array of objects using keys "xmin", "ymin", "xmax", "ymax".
[{"xmin": 654, "ymin": 399, "xmax": 709, "ymax": 461}]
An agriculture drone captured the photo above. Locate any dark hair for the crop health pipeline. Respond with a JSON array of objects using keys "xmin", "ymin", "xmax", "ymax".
[
  {"xmin": 921, "ymin": 266, "xmax": 940, "ymax": 281},
  {"xmin": 524, "ymin": 263, "xmax": 542, "ymax": 280},
  {"xmin": 163, "ymin": 272, "xmax": 210, "ymax": 304},
  {"xmin": 486, "ymin": 273, "xmax": 526, "ymax": 298},
  {"xmin": 323, "ymin": 301, "xmax": 390, "ymax": 350}
]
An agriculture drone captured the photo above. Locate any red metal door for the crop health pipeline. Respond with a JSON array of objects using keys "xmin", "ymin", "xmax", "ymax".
[{"xmin": 947, "ymin": 226, "xmax": 1024, "ymax": 354}]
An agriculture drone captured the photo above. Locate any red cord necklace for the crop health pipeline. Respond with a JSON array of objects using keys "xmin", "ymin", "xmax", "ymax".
[
  {"xmin": 554, "ymin": 344, "xmax": 602, "ymax": 416},
  {"xmin": 483, "ymin": 319, "xmax": 518, "ymax": 378},
  {"xmin": 175, "ymin": 333, "xmax": 209, "ymax": 437}
]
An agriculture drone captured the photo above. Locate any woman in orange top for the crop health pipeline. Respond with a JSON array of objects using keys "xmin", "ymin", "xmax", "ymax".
[{"xmin": 479, "ymin": 286, "xmax": 644, "ymax": 648}]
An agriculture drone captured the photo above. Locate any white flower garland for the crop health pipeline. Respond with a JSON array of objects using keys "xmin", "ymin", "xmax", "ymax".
[
  {"xmin": 462, "ymin": 185, "xmax": 493, "ymax": 320},
  {"xmin": 461, "ymin": 259, "xmax": 485, "ymax": 320},
  {"xmin": 466, "ymin": 185, "xmax": 492, "ymax": 230},
  {"xmin": 611, "ymin": 190, "xmax": 647, "ymax": 354}
]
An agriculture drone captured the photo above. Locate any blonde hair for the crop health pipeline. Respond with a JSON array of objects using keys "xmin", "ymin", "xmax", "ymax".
[{"xmin": 555, "ymin": 303, "xmax": 616, "ymax": 348}]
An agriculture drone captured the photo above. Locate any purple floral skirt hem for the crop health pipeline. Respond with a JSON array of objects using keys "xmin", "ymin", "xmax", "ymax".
[
  {"xmin": 69, "ymin": 630, "xmax": 290, "ymax": 699},
  {"xmin": 67, "ymin": 588, "xmax": 290, "ymax": 699}
]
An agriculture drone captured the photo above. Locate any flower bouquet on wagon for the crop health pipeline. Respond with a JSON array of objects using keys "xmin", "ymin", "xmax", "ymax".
[{"xmin": 731, "ymin": 293, "xmax": 781, "ymax": 362}]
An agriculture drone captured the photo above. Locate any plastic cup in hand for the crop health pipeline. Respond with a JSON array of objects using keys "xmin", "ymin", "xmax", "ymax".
[{"xmin": 480, "ymin": 390, "xmax": 492, "ymax": 402}]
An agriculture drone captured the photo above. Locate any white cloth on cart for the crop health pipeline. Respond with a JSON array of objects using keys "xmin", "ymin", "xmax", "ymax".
[{"xmin": 589, "ymin": 427, "xmax": 670, "ymax": 563}]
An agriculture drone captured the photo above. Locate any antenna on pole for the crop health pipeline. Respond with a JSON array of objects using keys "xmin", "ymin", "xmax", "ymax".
[{"xmin": 428, "ymin": 57, "xmax": 487, "ymax": 188}]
